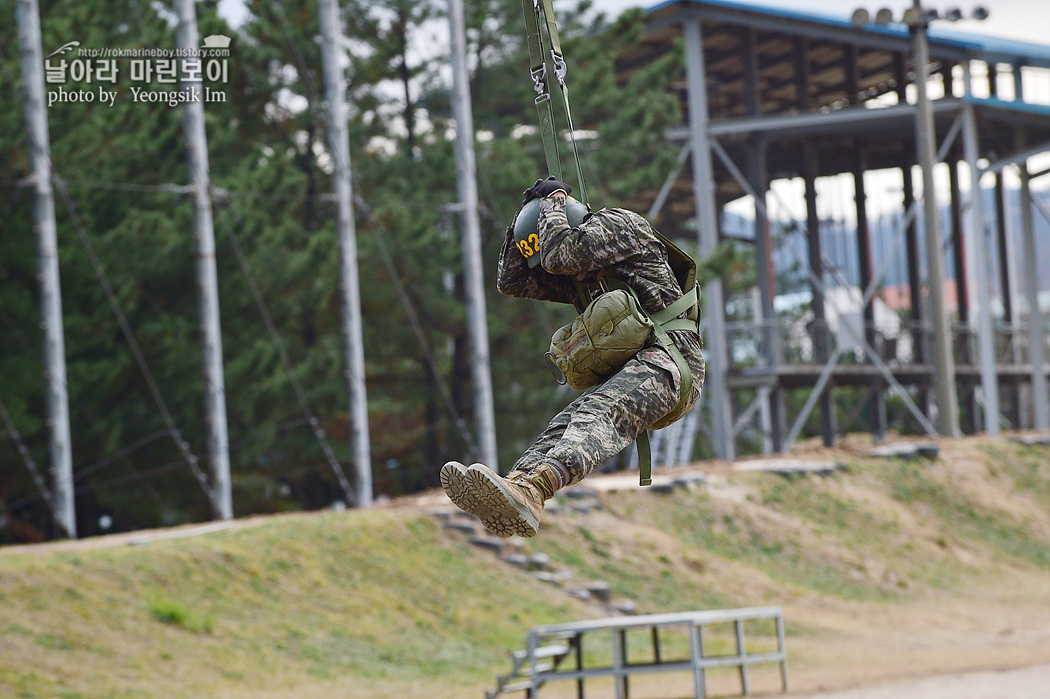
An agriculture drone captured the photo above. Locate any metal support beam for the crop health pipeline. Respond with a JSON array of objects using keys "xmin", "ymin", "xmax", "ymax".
[
  {"xmin": 318, "ymin": 0, "xmax": 372, "ymax": 505},
  {"xmin": 733, "ymin": 387, "xmax": 771, "ymax": 438},
  {"xmin": 981, "ymin": 141, "xmax": 1050, "ymax": 176},
  {"xmin": 447, "ymin": 0, "xmax": 499, "ymax": 471},
  {"xmin": 684, "ymin": 17, "xmax": 734, "ymax": 460},
  {"xmin": 994, "ymin": 163, "xmax": 1022, "ymax": 427},
  {"xmin": 902, "ymin": 163, "xmax": 925, "ymax": 358},
  {"xmin": 948, "ymin": 146, "xmax": 979, "ymax": 433},
  {"xmin": 1029, "ymin": 191, "xmax": 1050, "ymax": 415},
  {"xmin": 948, "ymin": 153, "xmax": 969, "ymax": 324},
  {"xmin": 801, "ymin": 144, "xmax": 836, "ymax": 447},
  {"xmin": 961, "ymin": 99, "xmax": 1000, "ymax": 434},
  {"xmin": 663, "ymin": 99, "xmax": 964, "ymax": 143},
  {"xmin": 742, "ymin": 32, "xmax": 781, "ymax": 452},
  {"xmin": 912, "ymin": 13, "xmax": 960, "ymax": 437},
  {"xmin": 1018, "ymin": 160, "xmax": 1050, "ymax": 431},
  {"xmin": 647, "ymin": 142, "xmax": 691, "ymax": 222},
  {"xmin": 710, "ymin": 141, "xmax": 938, "ymax": 445},
  {"xmin": 993, "ymin": 175, "xmax": 1013, "ymax": 321},
  {"xmin": 1014, "ymin": 68, "xmax": 1049, "ymax": 430},
  {"xmin": 1030, "ymin": 165, "xmax": 1050, "ymax": 181},
  {"xmin": 988, "ymin": 63, "xmax": 1016, "ymax": 326},
  {"xmin": 748, "ymin": 142, "xmax": 783, "ymax": 452},
  {"xmin": 895, "ymin": 54, "xmax": 925, "ymax": 373},
  {"xmin": 15, "ymin": 0, "xmax": 76, "ymax": 537},
  {"xmin": 853, "ymin": 150, "xmax": 885, "ymax": 440},
  {"xmin": 176, "ymin": 0, "xmax": 233, "ymax": 519},
  {"xmin": 941, "ymin": 60, "xmax": 956, "ymax": 99}
]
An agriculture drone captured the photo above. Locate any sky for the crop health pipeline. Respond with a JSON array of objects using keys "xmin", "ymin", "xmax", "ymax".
[{"xmin": 598, "ymin": 0, "xmax": 1050, "ymax": 46}]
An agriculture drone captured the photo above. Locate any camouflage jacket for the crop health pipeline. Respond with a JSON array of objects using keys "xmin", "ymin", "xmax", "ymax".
[{"xmin": 497, "ymin": 197, "xmax": 702, "ymax": 358}]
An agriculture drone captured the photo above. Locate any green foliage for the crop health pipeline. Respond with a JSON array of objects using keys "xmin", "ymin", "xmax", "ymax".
[
  {"xmin": 0, "ymin": 510, "xmax": 592, "ymax": 697},
  {"xmin": 147, "ymin": 596, "xmax": 214, "ymax": 634}
]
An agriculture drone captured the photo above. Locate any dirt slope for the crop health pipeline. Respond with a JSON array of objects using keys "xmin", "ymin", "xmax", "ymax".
[{"xmin": 1, "ymin": 434, "xmax": 1049, "ymax": 699}]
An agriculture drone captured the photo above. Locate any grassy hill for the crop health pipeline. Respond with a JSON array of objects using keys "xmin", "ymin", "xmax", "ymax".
[{"xmin": 2, "ymin": 435, "xmax": 1050, "ymax": 699}]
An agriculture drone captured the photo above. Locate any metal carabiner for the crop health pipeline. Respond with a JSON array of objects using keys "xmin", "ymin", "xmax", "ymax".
[
  {"xmin": 543, "ymin": 352, "xmax": 567, "ymax": 385},
  {"xmin": 531, "ymin": 65, "xmax": 547, "ymax": 98},
  {"xmin": 550, "ymin": 50, "xmax": 567, "ymax": 86}
]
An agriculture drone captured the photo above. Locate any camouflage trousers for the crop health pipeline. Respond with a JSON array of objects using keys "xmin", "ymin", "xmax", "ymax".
[{"xmin": 510, "ymin": 341, "xmax": 705, "ymax": 487}]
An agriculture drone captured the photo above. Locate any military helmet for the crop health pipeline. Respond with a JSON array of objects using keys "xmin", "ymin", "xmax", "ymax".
[{"xmin": 512, "ymin": 196, "xmax": 590, "ymax": 268}]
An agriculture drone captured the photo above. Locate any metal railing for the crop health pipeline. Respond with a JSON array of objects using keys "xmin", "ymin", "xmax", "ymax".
[
  {"xmin": 724, "ymin": 317, "xmax": 1049, "ymax": 370},
  {"xmin": 494, "ymin": 607, "xmax": 788, "ymax": 698}
]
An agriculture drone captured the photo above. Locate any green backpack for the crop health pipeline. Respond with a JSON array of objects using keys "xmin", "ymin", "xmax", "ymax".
[{"xmin": 546, "ymin": 287, "xmax": 654, "ymax": 392}]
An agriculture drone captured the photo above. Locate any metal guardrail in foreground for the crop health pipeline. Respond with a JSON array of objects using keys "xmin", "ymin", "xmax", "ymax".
[{"xmin": 493, "ymin": 606, "xmax": 788, "ymax": 699}]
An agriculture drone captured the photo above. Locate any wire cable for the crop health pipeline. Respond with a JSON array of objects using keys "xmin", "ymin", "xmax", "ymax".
[
  {"xmin": 0, "ymin": 308, "xmax": 190, "ymax": 490},
  {"xmin": 0, "ymin": 393, "xmax": 57, "ymax": 515},
  {"xmin": 72, "ymin": 429, "xmax": 170, "ymax": 482},
  {"xmin": 353, "ymin": 195, "xmax": 479, "ymax": 454},
  {"xmin": 50, "ymin": 174, "xmax": 213, "ymax": 497},
  {"xmin": 212, "ymin": 200, "xmax": 356, "ymax": 502}
]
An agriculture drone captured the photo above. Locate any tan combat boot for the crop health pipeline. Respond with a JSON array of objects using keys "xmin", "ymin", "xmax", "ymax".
[{"xmin": 439, "ymin": 461, "xmax": 560, "ymax": 538}]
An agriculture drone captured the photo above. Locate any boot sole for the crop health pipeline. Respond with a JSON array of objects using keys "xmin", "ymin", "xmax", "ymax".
[{"xmin": 439, "ymin": 462, "xmax": 539, "ymax": 538}]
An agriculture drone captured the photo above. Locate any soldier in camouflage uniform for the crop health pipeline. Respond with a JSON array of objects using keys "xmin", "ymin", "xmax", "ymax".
[{"xmin": 441, "ymin": 178, "xmax": 705, "ymax": 537}]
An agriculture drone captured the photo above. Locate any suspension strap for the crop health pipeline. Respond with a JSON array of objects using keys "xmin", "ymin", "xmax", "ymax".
[
  {"xmin": 521, "ymin": 0, "xmax": 590, "ymax": 207},
  {"xmin": 522, "ymin": 0, "xmax": 561, "ymax": 180}
]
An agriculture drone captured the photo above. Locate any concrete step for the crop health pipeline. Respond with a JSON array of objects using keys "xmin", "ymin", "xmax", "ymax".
[
  {"xmin": 867, "ymin": 442, "xmax": 939, "ymax": 459},
  {"xmin": 511, "ymin": 644, "xmax": 569, "ymax": 661},
  {"xmin": 734, "ymin": 457, "xmax": 845, "ymax": 476}
]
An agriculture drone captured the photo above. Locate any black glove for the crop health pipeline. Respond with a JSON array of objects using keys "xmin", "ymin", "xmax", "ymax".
[{"xmin": 522, "ymin": 176, "xmax": 572, "ymax": 203}]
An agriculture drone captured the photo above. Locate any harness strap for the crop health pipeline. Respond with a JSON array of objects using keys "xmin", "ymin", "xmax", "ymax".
[
  {"xmin": 537, "ymin": 0, "xmax": 563, "ymax": 56},
  {"xmin": 602, "ymin": 278, "xmax": 700, "ymax": 486},
  {"xmin": 651, "ymin": 284, "xmax": 698, "ymax": 325},
  {"xmin": 660, "ymin": 318, "xmax": 701, "ymax": 333},
  {"xmin": 636, "ymin": 430, "xmax": 653, "ymax": 487},
  {"xmin": 648, "ymin": 314, "xmax": 695, "ymax": 430}
]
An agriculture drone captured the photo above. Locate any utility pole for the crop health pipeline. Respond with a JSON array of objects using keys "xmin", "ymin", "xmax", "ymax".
[
  {"xmin": 318, "ymin": 0, "xmax": 373, "ymax": 505},
  {"xmin": 16, "ymin": 0, "xmax": 76, "ymax": 538},
  {"xmin": 175, "ymin": 0, "xmax": 233, "ymax": 519},
  {"xmin": 908, "ymin": 0, "xmax": 960, "ymax": 437},
  {"xmin": 447, "ymin": 0, "xmax": 500, "ymax": 471},
  {"xmin": 684, "ymin": 18, "xmax": 734, "ymax": 460}
]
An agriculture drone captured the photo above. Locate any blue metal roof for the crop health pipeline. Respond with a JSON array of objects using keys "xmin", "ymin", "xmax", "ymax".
[
  {"xmin": 646, "ymin": 0, "xmax": 1050, "ymax": 68},
  {"xmin": 930, "ymin": 27, "xmax": 1050, "ymax": 67},
  {"xmin": 967, "ymin": 95, "xmax": 1050, "ymax": 120}
]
